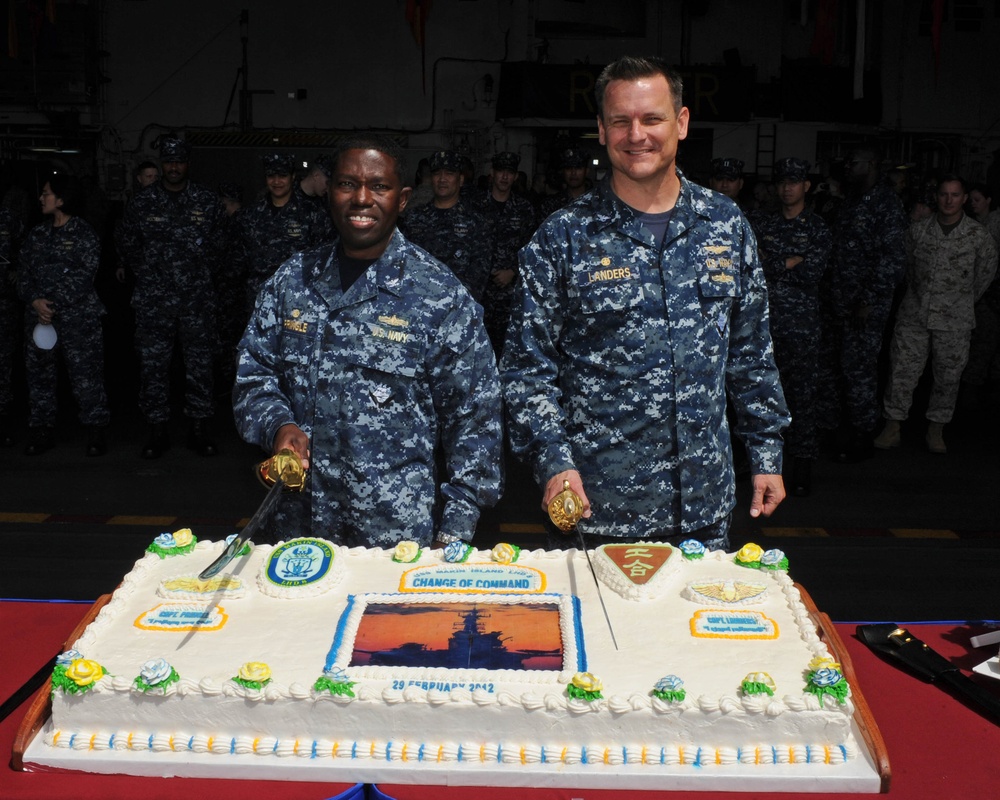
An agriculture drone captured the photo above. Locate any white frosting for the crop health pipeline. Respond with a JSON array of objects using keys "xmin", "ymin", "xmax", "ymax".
[{"xmin": 48, "ymin": 539, "xmax": 858, "ymax": 774}]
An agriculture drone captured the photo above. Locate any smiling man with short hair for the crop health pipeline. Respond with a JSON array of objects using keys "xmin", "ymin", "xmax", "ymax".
[
  {"xmin": 234, "ymin": 135, "xmax": 502, "ymax": 548},
  {"xmin": 502, "ymin": 56, "xmax": 789, "ymax": 549}
]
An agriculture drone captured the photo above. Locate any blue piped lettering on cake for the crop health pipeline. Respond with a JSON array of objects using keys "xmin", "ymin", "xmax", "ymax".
[{"xmin": 401, "ymin": 564, "xmax": 544, "ymax": 593}]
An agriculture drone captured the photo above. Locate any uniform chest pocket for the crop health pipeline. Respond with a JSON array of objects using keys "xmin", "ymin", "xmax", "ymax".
[
  {"xmin": 279, "ymin": 330, "xmax": 316, "ymax": 367},
  {"xmin": 577, "ymin": 274, "xmax": 644, "ymax": 314},
  {"xmin": 345, "ymin": 341, "xmax": 424, "ymax": 414},
  {"xmin": 698, "ymin": 270, "xmax": 742, "ymax": 339},
  {"xmin": 698, "ymin": 269, "xmax": 742, "ymax": 299}
]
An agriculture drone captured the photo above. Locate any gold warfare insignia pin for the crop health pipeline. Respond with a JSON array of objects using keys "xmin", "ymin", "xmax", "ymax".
[
  {"xmin": 703, "ymin": 245, "xmax": 729, "ymax": 254},
  {"xmin": 378, "ymin": 314, "xmax": 409, "ymax": 328},
  {"xmin": 710, "ymin": 273, "xmax": 735, "ymax": 283},
  {"xmin": 600, "ymin": 257, "xmax": 612, "ymax": 267}
]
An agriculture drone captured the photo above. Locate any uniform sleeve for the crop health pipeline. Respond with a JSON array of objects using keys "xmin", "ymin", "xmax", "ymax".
[
  {"xmin": 973, "ymin": 229, "xmax": 998, "ymax": 302},
  {"xmin": 430, "ymin": 299, "xmax": 503, "ymax": 540},
  {"xmin": 115, "ymin": 198, "xmax": 143, "ymax": 272},
  {"xmin": 785, "ymin": 217, "xmax": 831, "ymax": 288},
  {"xmin": 232, "ymin": 272, "xmax": 300, "ymax": 451},
  {"xmin": 309, "ymin": 204, "xmax": 334, "ymax": 246},
  {"xmin": 861, "ymin": 192, "xmax": 907, "ymax": 307},
  {"xmin": 53, "ymin": 223, "xmax": 101, "ymax": 308},
  {"xmin": 725, "ymin": 219, "xmax": 790, "ymax": 475},
  {"xmin": 500, "ymin": 223, "xmax": 577, "ymax": 486},
  {"xmin": 16, "ymin": 228, "xmax": 41, "ymax": 303}
]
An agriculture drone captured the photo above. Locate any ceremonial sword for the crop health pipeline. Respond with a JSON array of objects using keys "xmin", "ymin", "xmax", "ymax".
[
  {"xmin": 548, "ymin": 480, "xmax": 619, "ymax": 650},
  {"xmin": 198, "ymin": 476, "xmax": 285, "ymax": 580},
  {"xmin": 198, "ymin": 449, "xmax": 305, "ymax": 580}
]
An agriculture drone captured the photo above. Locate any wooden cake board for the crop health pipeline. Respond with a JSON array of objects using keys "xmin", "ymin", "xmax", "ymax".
[{"xmin": 13, "ymin": 587, "xmax": 891, "ymax": 792}]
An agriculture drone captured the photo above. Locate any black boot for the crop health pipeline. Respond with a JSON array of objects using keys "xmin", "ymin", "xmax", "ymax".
[
  {"xmin": 85, "ymin": 425, "xmax": 108, "ymax": 457},
  {"xmin": 24, "ymin": 426, "xmax": 55, "ymax": 456},
  {"xmin": 833, "ymin": 425, "xmax": 874, "ymax": 463},
  {"xmin": 188, "ymin": 418, "xmax": 217, "ymax": 457},
  {"xmin": 141, "ymin": 423, "xmax": 169, "ymax": 459},
  {"xmin": 792, "ymin": 457, "xmax": 812, "ymax": 497}
]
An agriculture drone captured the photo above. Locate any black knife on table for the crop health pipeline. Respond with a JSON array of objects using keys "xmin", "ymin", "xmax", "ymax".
[{"xmin": 857, "ymin": 622, "xmax": 1000, "ymax": 725}]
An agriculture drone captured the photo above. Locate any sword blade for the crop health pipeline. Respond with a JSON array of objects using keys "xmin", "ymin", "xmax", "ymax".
[
  {"xmin": 198, "ymin": 477, "xmax": 285, "ymax": 580},
  {"xmin": 577, "ymin": 529, "xmax": 618, "ymax": 650}
]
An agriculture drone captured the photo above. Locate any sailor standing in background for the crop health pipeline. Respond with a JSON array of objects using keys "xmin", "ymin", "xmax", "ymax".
[
  {"xmin": 477, "ymin": 151, "xmax": 537, "ymax": 357},
  {"xmin": 751, "ymin": 158, "xmax": 831, "ymax": 495},
  {"xmin": 400, "ymin": 149, "xmax": 493, "ymax": 302},
  {"xmin": 116, "ymin": 136, "xmax": 221, "ymax": 459},
  {"xmin": 19, "ymin": 174, "xmax": 110, "ymax": 457},
  {"xmin": 237, "ymin": 152, "xmax": 333, "ymax": 313}
]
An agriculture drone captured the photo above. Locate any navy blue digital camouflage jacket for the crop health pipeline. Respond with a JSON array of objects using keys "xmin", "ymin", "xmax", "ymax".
[
  {"xmin": 234, "ymin": 229, "xmax": 503, "ymax": 547},
  {"xmin": 502, "ymin": 174, "xmax": 789, "ymax": 537}
]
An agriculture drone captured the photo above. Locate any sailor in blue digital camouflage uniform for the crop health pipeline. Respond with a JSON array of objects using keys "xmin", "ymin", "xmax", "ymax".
[
  {"xmin": 0, "ymin": 205, "xmax": 24, "ymax": 447},
  {"xmin": 751, "ymin": 158, "xmax": 831, "ymax": 496},
  {"xmin": 477, "ymin": 151, "xmax": 537, "ymax": 356},
  {"xmin": 117, "ymin": 136, "xmax": 222, "ymax": 458},
  {"xmin": 399, "ymin": 149, "xmax": 493, "ymax": 302},
  {"xmin": 234, "ymin": 135, "xmax": 502, "ymax": 548},
  {"xmin": 237, "ymin": 152, "xmax": 333, "ymax": 312},
  {"xmin": 815, "ymin": 147, "xmax": 908, "ymax": 462},
  {"xmin": 709, "ymin": 158, "xmax": 747, "ymax": 212},
  {"xmin": 539, "ymin": 146, "xmax": 591, "ymax": 220},
  {"xmin": 294, "ymin": 154, "xmax": 332, "ymax": 211},
  {"xmin": 502, "ymin": 56, "xmax": 789, "ymax": 549},
  {"xmin": 18, "ymin": 174, "xmax": 110, "ymax": 457}
]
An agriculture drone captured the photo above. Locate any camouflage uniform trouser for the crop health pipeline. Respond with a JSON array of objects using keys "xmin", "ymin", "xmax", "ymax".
[
  {"xmin": 0, "ymin": 293, "xmax": 18, "ymax": 414},
  {"xmin": 23, "ymin": 312, "xmax": 110, "ymax": 428},
  {"xmin": 135, "ymin": 305, "xmax": 215, "ymax": 424},
  {"xmin": 482, "ymin": 281, "xmax": 516, "ymax": 358},
  {"xmin": 772, "ymin": 322, "xmax": 820, "ymax": 459},
  {"xmin": 882, "ymin": 318, "xmax": 972, "ymax": 424},
  {"xmin": 816, "ymin": 300, "xmax": 893, "ymax": 433}
]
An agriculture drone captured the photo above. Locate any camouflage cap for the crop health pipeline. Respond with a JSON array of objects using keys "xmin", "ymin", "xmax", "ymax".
[
  {"xmin": 262, "ymin": 152, "xmax": 297, "ymax": 176},
  {"xmin": 491, "ymin": 151, "xmax": 520, "ymax": 172},
  {"xmin": 158, "ymin": 137, "xmax": 191, "ymax": 163},
  {"xmin": 774, "ymin": 157, "xmax": 811, "ymax": 182},
  {"xmin": 429, "ymin": 150, "xmax": 463, "ymax": 172},
  {"xmin": 217, "ymin": 182, "xmax": 243, "ymax": 203},
  {"xmin": 710, "ymin": 157, "xmax": 744, "ymax": 179},
  {"xmin": 558, "ymin": 147, "xmax": 587, "ymax": 169}
]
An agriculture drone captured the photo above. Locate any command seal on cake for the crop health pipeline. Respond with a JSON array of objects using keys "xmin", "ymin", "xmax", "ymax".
[{"xmin": 257, "ymin": 538, "xmax": 343, "ymax": 598}]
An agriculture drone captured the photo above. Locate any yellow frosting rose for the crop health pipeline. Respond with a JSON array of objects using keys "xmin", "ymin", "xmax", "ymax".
[
  {"xmin": 571, "ymin": 671, "xmax": 602, "ymax": 693},
  {"xmin": 491, "ymin": 543, "xmax": 515, "ymax": 565},
  {"xmin": 736, "ymin": 543, "xmax": 764, "ymax": 564},
  {"xmin": 393, "ymin": 541, "xmax": 420, "ymax": 563},
  {"xmin": 172, "ymin": 528, "xmax": 194, "ymax": 547},
  {"xmin": 65, "ymin": 659, "xmax": 105, "ymax": 687},
  {"xmin": 238, "ymin": 662, "xmax": 272, "ymax": 683}
]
